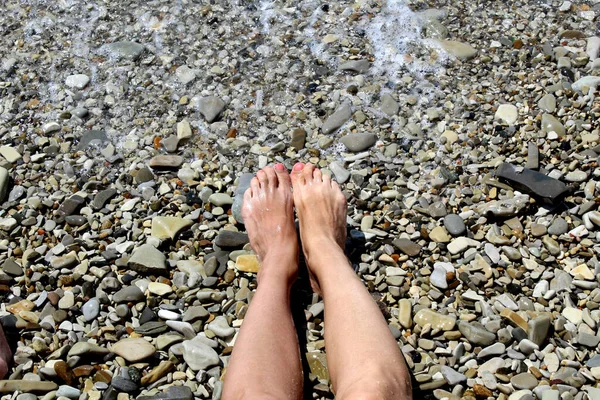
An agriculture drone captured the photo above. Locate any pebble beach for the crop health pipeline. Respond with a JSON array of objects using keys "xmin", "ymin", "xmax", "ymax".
[{"xmin": 2, "ymin": 0, "xmax": 600, "ymax": 399}]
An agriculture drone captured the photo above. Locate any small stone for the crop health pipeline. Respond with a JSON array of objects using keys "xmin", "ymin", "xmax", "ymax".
[
  {"xmin": 528, "ymin": 316, "xmax": 550, "ymax": 346},
  {"xmin": 148, "ymin": 282, "xmax": 172, "ymax": 296},
  {"xmin": 113, "ymin": 286, "xmax": 144, "ymax": 303},
  {"xmin": 538, "ymin": 94, "xmax": 556, "ymax": 113},
  {"xmin": 100, "ymin": 41, "xmax": 144, "ymax": 60},
  {"xmin": 329, "ymin": 161, "xmax": 350, "ymax": 183},
  {"xmin": 82, "ymin": 298, "xmax": 100, "ymax": 321},
  {"xmin": 235, "ymin": 255, "xmax": 260, "ymax": 273},
  {"xmin": 181, "ymin": 337, "xmax": 220, "ymax": 371},
  {"xmin": 541, "ymin": 113, "xmax": 565, "ymax": 137},
  {"xmin": 339, "ymin": 60, "xmax": 370, "ymax": 73},
  {"xmin": 148, "ymin": 155, "xmax": 184, "ymax": 169},
  {"xmin": 151, "ymin": 217, "xmax": 193, "ymax": 241},
  {"xmin": 112, "ymin": 338, "xmax": 156, "ymax": 362},
  {"xmin": 65, "ymin": 74, "xmax": 90, "ymax": 89},
  {"xmin": 207, "ymin": 316, "xmax": 235, "ymax": 338},
  {"xmin": 562, "ymin": 307, "xmax": 583, "ymax": 324},
  {"xmin": 398, "ymin": 299, "xmax": 412, "ymax": 328},
  {"xmin": 197, "ymin": 96, "xmax": 225, "ymax": 122},
  {"xmin": 495, "ymin": 163, "xmax": 568, "ymax": 201},
  {"xmin": 392, "ymin": 238, "xmax": 421, "ymax": 256},
  {"xmin": 214, "ymin": 231, "xmax": 249, "ymax": 248},
  {"xmin": 0, "ymin": 146, "xmax": 22, "ymax": 163},
  {"xmin": 340, "ymin": 133, "xmax": 377, "ymax": 152},
  {"xmin": 380, "ymin": 93, "xmax": 399, "ymax": 116},
  {"xmin": 435, "ymin": 40, "xmax": 477, "ymax": 60},
  {"xmin": 208, "ymin": 193, "xmax": 233, "ymax": 207},
  {"xmin": 414, "ymin": 309, "xmax": 456, "ymax": 331},
  {"xmin": 548, "ymin": 218, "xmax": 568, "ymax": 235},
  {"xmin": 457, "ymin": 321, "xmax": 496, "ymax": 346},
  {"xmin": 444, "ymin": 214, "xmax": 466, "ymax": 236},
  {"xmin": 128, "ymin": 245, "xmax": 167, "ymax": 274},
  {"xmin": 290, "ymin": 129, "xmax": 306, "ymax": 150},
  {"xmin": 175, "ymin": 66, "xmax": 196, "ymax": 84},
  {"xmin": 510, "ymin": 373, "xmax": 538, "ymax": 390},
  {"xmin": 322, "ymin": 103, "xmax": 352, "ymax": 134},
  {"xmin": 494, "ymin": 104, "xmax": 518, "ymax": 125}
]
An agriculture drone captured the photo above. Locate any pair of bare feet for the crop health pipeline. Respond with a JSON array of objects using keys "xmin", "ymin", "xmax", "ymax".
[
  {"xmin": 225, "ymin": 162, "xmax": 412, "ymax": 399},
  {"xmin": 241, "ymin": 162, "xmax": 347, "ymax": 294}
]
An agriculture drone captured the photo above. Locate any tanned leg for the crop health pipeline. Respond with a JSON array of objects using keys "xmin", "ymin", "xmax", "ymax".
[
  {"xmin": 222, "ymin": 164, "xmax": 303, "ymax": 400},
  {"xmin": 291, "ymin": 162, "xmax": 412, "ymax": 400}
]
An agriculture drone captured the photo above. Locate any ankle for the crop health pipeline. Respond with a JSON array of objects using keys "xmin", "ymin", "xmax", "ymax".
[{"xmin": 305, "ymin": 246, "xmax": 349, "ymax": 279}]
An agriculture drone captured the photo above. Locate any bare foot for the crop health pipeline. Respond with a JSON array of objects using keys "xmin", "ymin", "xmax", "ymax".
[
  {"xmin": 290, "ymin": 162, "xmax": 347, "ymax": 294},
  {"xmin": 241, "ymin": 164, "xmax": 299, "ymax": 286}
]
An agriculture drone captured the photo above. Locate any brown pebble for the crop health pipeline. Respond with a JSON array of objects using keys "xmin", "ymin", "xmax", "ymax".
[
  {"xmin": 47, "ymin": 292, "xmax": 60, "ymax": 306},
  {"xmin": 54, "ymin": 360, "xmax": 74, "ymax": 385},
  {"xmin": 226, "ymin": 128, "xmax": 237, "ymax": 138},
  {"xmin": 223, "ymin": 269, "xmax": 235, "ymax": 284},
  {"xmin": 73, "ymin": 365, "xmax": 96, "ymax": 378},
  {"xmin": 473, "ymin": 384, "xmax": 493, "ymax": 399},
  {"xmin": 513, "ymin": 39, "xmax": 523, "ymax": 49},
  {"xmin": 93, "ymin": 369, "xmax": 112, "ymax": 384}
]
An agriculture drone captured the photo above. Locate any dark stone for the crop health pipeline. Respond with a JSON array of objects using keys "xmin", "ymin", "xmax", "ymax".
[
  {"xmin": 92, "ymin": 189, "xmax": 117, "ymax": 210},
  {"xmin": 392, "ymin": 238, "xmax": 421, "ymax": 256},
  {"xmin": 2, "ymin": 259, "xmax": 23, "ymax": 277},
  {"xmin": 495, "ymin": 163, "xmax": 569, "ymax": 201},
  {"xmin": 214, "ymin": 231, "xmax": 249, "ymax": 248},
  {"xmin": 136, "ymin": 386, "xmax": 193, "ymax": 400},
  {"xmin": 111, "ymin": 376, "xmax": 138, "ymax": 393},
  {"xmin": 55, "ymin": 195, "xmax": 86, "ymax": 223},
  {"xmin": 134, "ymin": 321, "xmax": 168, "ymax": 336},
  {"xmin": 112, "ymin": 286, "xmax": 144, "ymax": 303},
  {"xmin": 101, "ymin": 386, "xmax": 119, "ymax": 400},
  {"xmin": 135, "ymin": 168, "xmax": 154, "ymax": 184},
  {"xmin": 512, "ymin": 327, "xmax": 528, "ymax": 342},
  {"xmin": 290, "ymin": 128, "xmax": 306, "ymax": 150},
  {"xmin": 139, "ymin": 307, "xmax": 156, "ymax": 325},
  {"xmin": 65, "ymin": 215, "xmax": 87, "ymax": 226},
  {"xmin": 443, "ymin": 214, "xmax": 466, "ymax": 236}
]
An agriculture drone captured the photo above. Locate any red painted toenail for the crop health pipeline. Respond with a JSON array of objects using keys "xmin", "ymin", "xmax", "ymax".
[
  {"xmin": 275, "ymin": 163, "xmax": 284, "ymax": 171},
  {"xmin": 293, "ymin": 163, "xmax": 304, "ymax": 171}
]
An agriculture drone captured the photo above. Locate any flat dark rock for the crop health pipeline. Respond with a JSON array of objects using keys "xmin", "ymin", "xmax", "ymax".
[
  {"xmin": 137, "ymin": 386, "xmax": 193, "ymax": 400},
  {"xmin": 392, "ymin": 238, "xmax": 421, "ymax": 256},
  {"xmin": 134, "ymin": 321, "xmax": 168, "ymax": 336},
  {"xmin": 92, "ymin": 188, "xmax": 117, "ymax": 210},
  {"xmin": 495, "ymin": 163, "xmax": 569, "ymax": 201},
  {"xmin": 214, "ymin": 231, "xmax": 249, "ymax": 248}
]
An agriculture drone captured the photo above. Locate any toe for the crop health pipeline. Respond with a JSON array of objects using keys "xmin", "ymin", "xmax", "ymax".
[
  {"xmin": 313, "ymin": 167, "xmax": 323, "ymax": 182},
  {"xmin": 250, "ymin": 176, "xmax": 260, "ymax": 195},
  {"xmin": 274, "ymin": 163, "xmax": 291, "ymax": 188},
  {"xmin": 263, "ymin": 166, "xmax": 278, "ymax": 189},
  {"xmin": 256, "ymin": 170, "xmax": 268, "ymax": 189},
  {"xmin": 291, "ymin": 162, "xmax": 305, "ymax": 186},
  {"xmin": 322, "ymin": 171, "xmax": 331, "ymax": 185},
  {"xmin": 302, "ymin": 163, "xmax": 315, "ymax": 182}
]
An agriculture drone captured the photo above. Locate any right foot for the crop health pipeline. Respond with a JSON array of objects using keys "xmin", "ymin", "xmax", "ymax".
[{"xmin": 290, "ymin": 163, "xmax": 348, "ymax": 294}]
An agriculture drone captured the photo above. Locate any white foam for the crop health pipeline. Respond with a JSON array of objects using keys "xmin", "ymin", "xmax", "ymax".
[{"xmin": 362, "ymin": 0, "xmax": 449, "ymax": 81}]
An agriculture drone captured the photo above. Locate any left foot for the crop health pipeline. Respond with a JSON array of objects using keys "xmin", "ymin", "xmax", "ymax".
[{"xmin": 241, "ymin": 164, "xmax": 299, "ymax": 286}]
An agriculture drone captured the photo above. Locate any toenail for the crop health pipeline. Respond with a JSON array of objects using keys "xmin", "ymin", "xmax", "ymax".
[
  {"xmin": 293, "ymin": 162, "xmax": 304, "ymax": 171},
  {"xmin": 275, "ymin": 163, "xmax": 285, "ymax": 171}
]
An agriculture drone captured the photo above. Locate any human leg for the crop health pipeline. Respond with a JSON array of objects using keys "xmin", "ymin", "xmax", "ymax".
[
  {"xmin": 0, "ymin": 325, "xmax": 10, "ymax": 379},
  {"xmin": 291, "ymin": 163, "xmax": 412, "ymax": 400},
  {"xmin": 222, "ymin": 165, "xmax": 303, "ymax": 400}
]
